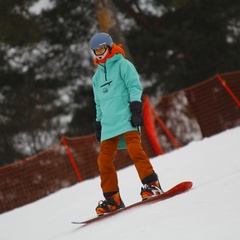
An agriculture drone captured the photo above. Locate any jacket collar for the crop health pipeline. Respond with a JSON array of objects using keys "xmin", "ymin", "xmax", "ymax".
[
  {"xmin": 94, "ymin": 43, "xmax": 125, "ymax": 65},
  {"xmin": 97, "ymin": 54, "xmax": 123, "ymax": 69}
]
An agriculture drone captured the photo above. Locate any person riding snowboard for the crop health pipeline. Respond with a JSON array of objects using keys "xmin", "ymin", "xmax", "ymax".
[{"xmin": 89, "ymin": 32, "xmax": 164, "ymax": 215}]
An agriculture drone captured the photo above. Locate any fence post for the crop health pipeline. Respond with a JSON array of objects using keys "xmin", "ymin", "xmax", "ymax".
[
  {"xmin": 143, "ymin": 95, "xmax": 163, "ymax": 155},
  {"xmin": 217, "ymin": 74, "xmax": 240, "ymax": 107},
  {"xmin": 61, "ymin": 136, "xmax": 83, "ymax": 182},
  {"xmin": 151, "ymin": 107, "xmax": 181, "ymax": 149}
]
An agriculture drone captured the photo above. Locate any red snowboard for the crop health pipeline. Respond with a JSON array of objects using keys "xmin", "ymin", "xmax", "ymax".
[{"xmin": 72, "ymin": 181, "xmax": 193, "ymax": 226}]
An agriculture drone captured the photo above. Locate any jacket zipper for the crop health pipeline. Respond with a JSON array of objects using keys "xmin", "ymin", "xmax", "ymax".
[
  {"xmin": 99, "ymin": 63, "xmax": 108, "ymax": 84},
  {"xmin": 103, "ymin": 65, "xmax": 107, "ymax": 81}
]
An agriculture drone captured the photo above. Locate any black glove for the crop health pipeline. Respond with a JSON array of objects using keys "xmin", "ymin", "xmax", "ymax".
[
  {"xmin": 130, "ymin": 101, "xmax": 144, "ymax": 127},
  {"xmin": 93, "ymin": 121, "xmax": 101, "ymax": 142}
]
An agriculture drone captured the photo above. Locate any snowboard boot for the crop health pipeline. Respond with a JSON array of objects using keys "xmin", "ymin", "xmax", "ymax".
[
  {"xmin": 95, "ymin": 192, "xmax": 125, "ymax": 216},
  {"xmin": 141, "ymin": 181, "xmax": 164, "ymax": 200}
]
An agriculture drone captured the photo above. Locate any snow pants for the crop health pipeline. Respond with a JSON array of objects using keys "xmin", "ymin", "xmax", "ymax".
[{"xmin": 97, "ymin": 130, "xmax": 155, "ymax": 195}]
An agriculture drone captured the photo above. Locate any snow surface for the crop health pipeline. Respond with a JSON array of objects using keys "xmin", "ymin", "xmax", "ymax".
[{"xmin": 1, "ymin": 126, "xmax": 240, "ymax": 240}]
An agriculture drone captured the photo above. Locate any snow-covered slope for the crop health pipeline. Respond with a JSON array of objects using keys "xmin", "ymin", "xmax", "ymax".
[{"xmin": 1, "ymin": 127, "xmax": 240, "ymax": 240}]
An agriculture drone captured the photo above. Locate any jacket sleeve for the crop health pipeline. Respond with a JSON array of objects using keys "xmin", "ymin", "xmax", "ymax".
[{"xmin": 120, "ymin": 59, "xmax": 142, "ymax": 102}]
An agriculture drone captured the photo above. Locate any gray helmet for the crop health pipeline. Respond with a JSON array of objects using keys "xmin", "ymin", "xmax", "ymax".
[{"xmin": 89, "ymin": 32, "xmax": 113, "ymax": 50}]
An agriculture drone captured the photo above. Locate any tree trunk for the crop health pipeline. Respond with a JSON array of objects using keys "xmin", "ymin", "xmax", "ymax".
[{"xmin": 94, "ymin": 0, "xmax": 134, "ymax": 62}]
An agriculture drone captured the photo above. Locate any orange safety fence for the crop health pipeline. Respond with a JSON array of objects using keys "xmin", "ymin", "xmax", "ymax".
[
  {"xmin": 0, "ymin": 129, "xmax": 156, "ymax": 214},
  {"xmin": 0, "ymin": 70, "xmax": 240, "ymax": 214},
  {"xmin": 149, "ymin": 71, "xmax": 240, "ymax": 153}
]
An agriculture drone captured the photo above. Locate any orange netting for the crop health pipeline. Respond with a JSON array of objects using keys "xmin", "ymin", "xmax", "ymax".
[
  {"xmin": 150, "ymin": 71, "xmax": 240, "ymax": 152},
  {"xmin": 0, "ymin": 71, "xmax": 239, "ymax": 214}
]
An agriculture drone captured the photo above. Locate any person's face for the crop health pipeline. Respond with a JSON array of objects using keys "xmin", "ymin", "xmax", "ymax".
[
  {"xmin": 94, "ymin": 46, "xmax": 107, "ymax": 55},
  {"xmin": 93, "ymin": 46, "xmax": 109, "ymax": 60}
]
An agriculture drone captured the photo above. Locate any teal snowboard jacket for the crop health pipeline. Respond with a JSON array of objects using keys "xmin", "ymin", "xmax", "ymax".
[{"xmin": 92, "ymin": 53, "xmax": 142, "ymax": 149}]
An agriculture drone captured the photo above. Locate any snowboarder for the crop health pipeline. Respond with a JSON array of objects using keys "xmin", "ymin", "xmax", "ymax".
[{"xmin": 89, "ymin": 32, "xmax": 164, "ymax": 216}]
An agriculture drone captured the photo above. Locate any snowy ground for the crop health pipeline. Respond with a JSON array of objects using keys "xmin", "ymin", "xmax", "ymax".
[{"xmin": 1, "ymin": 126, "xmax": 240, "ymax": 240}]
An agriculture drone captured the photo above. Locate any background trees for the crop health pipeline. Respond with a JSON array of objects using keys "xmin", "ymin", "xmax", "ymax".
[
  {"xmin": 0, "ymin": 0, "xmax": 240, "ymax": 165},
  {"xmin": 114, "ymin": 0, "xmax": 240, "ymax": 94},
  {"xmin": 0, "ymin": 0, "xmax": 97, "ymax": 165}
]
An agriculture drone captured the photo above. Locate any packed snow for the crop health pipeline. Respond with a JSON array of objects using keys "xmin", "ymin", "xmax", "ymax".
[{"xmin": 1, "ymin": 126, "xmax": 240, "ymax": 240}]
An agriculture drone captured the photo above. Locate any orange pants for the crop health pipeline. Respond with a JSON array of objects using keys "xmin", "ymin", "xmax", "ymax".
[{"xmin": 98, "ymin": 131, "xmax": 154, "ymax": 194}]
